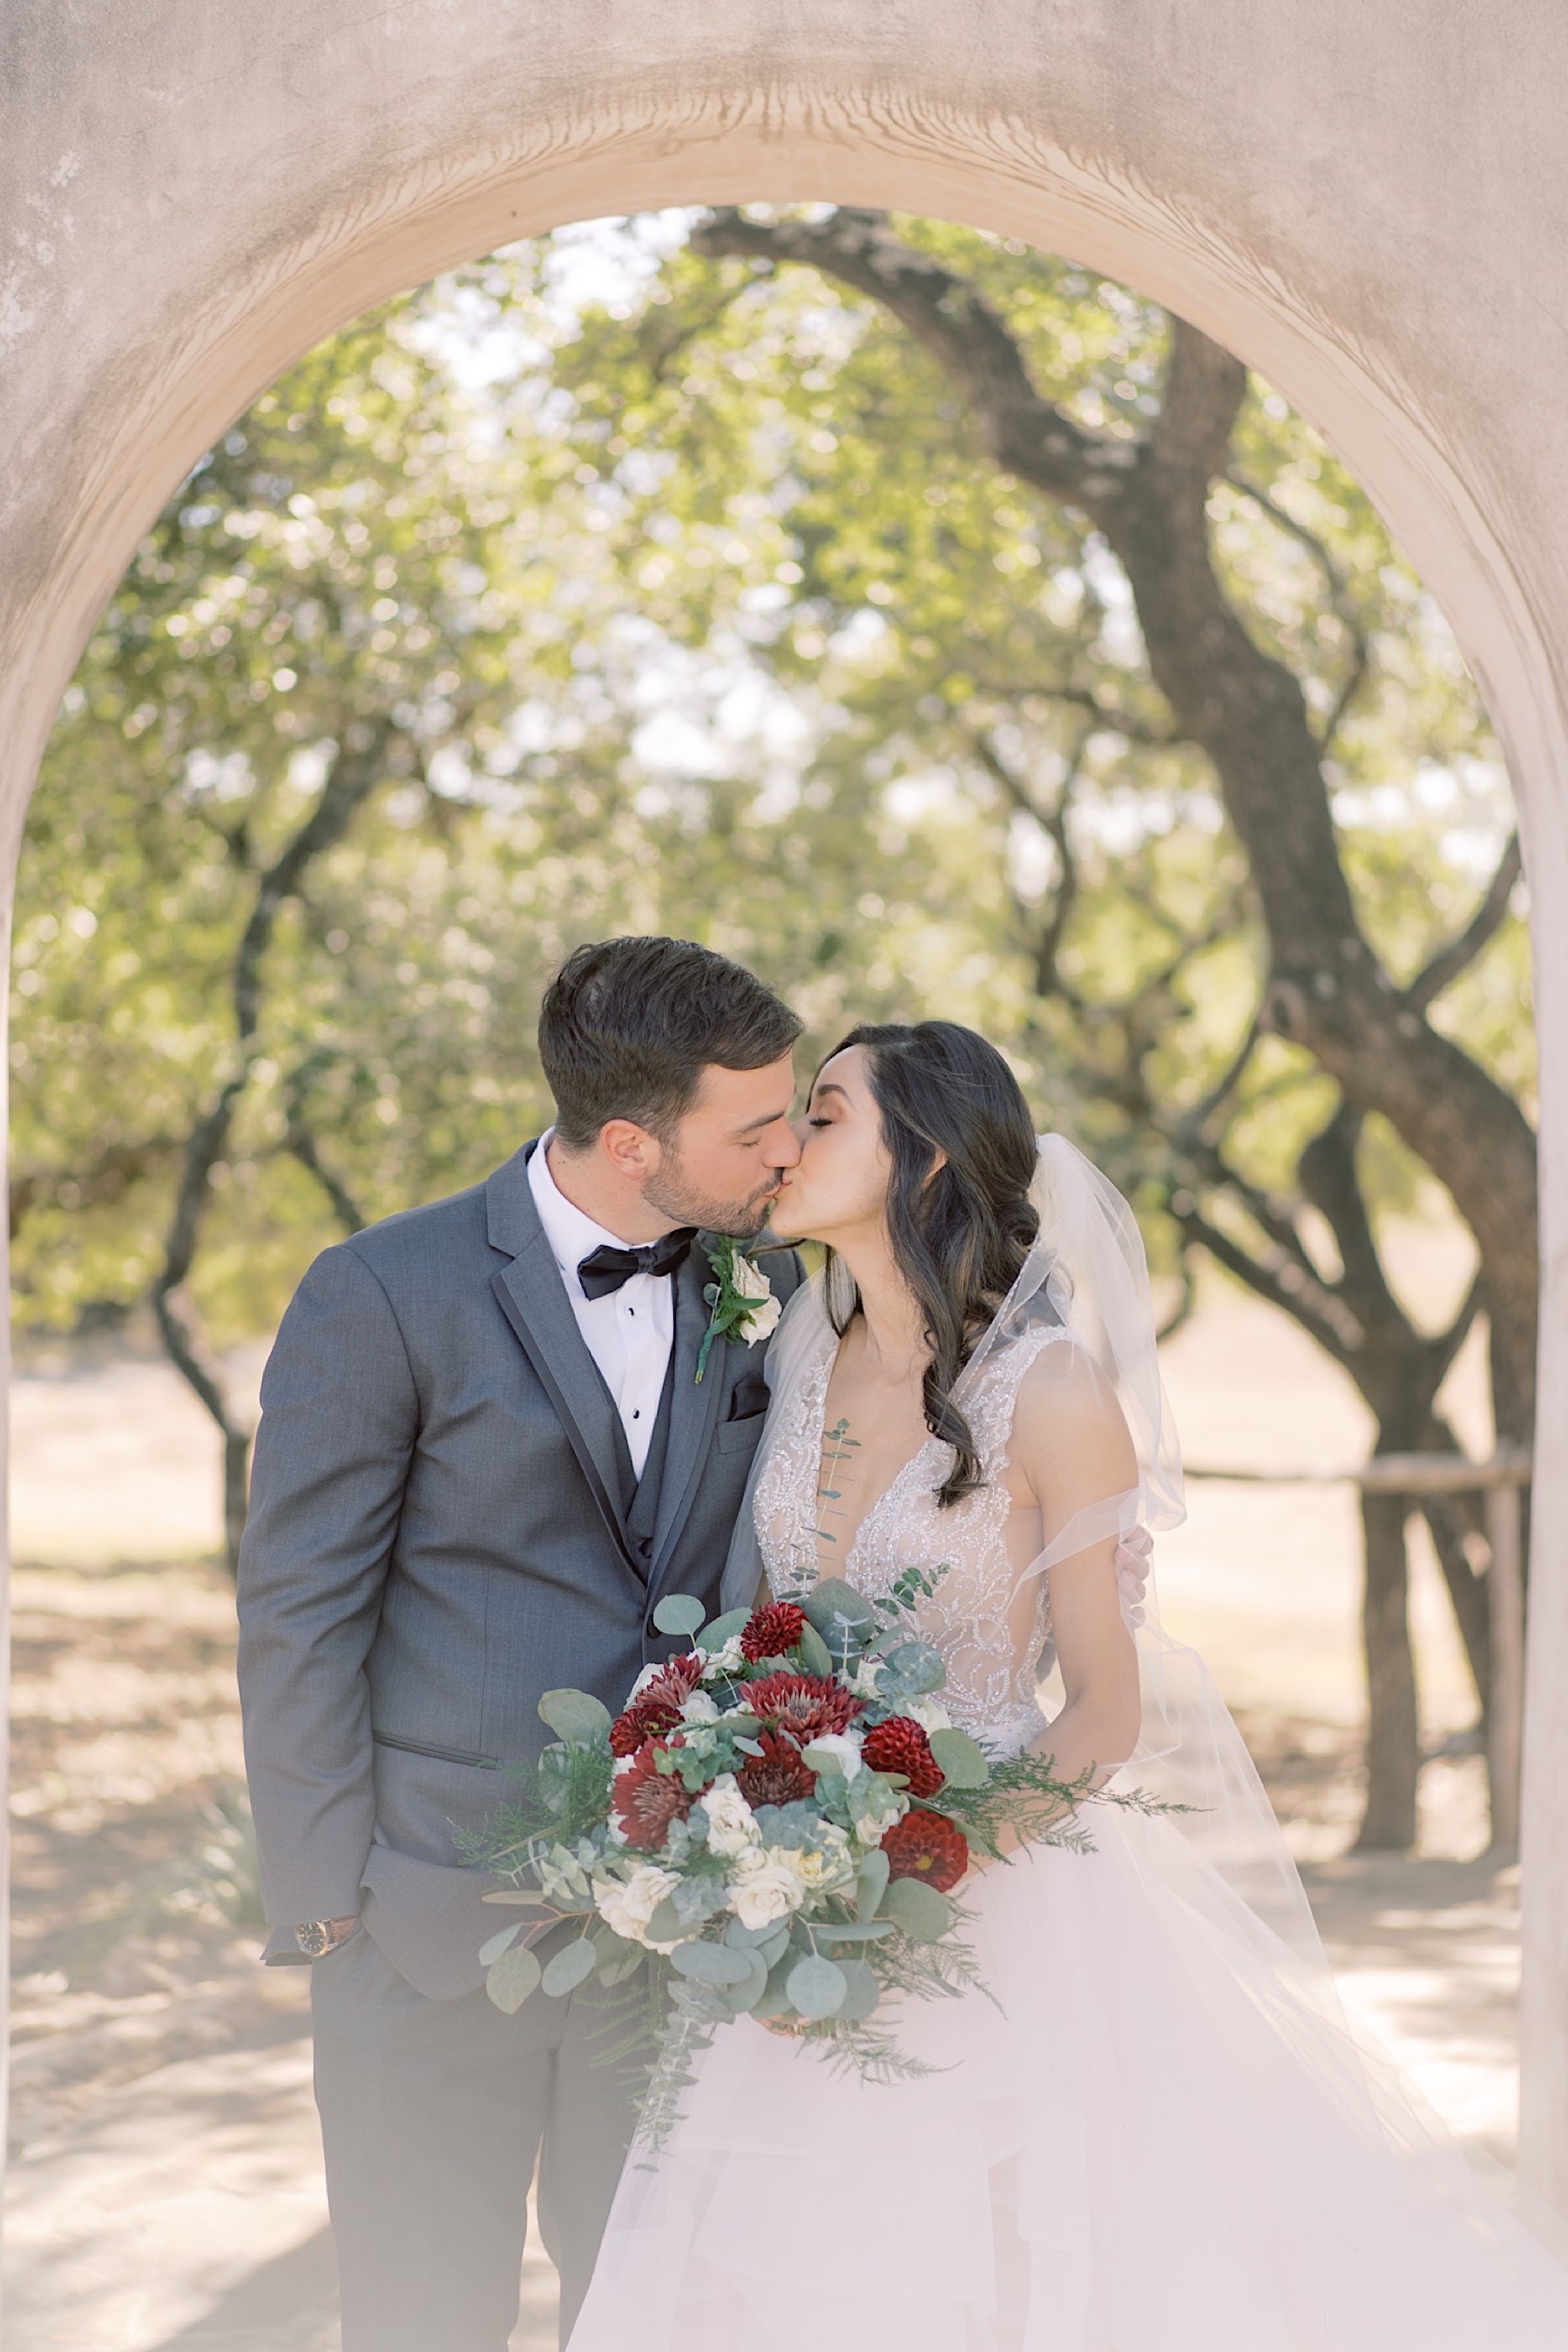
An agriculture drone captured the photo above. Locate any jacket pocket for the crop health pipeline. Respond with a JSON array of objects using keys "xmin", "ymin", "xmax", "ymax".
[{"xmin": 372, "ymin": 1729, "xmax": 501, "ymax": 1771}]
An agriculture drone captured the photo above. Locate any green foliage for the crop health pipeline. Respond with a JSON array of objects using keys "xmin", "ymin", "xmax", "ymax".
[
  {"xmin": 12, "ymin": 211, "xmax": 1530, "ymax": 1379},
  {"xmin": 484, "ymin": 1940, "xmax": 542, "ymax": 2014},
  {"xmin": 537, "ymin": 1688, "xmax": 614, "ymax": 1746}
]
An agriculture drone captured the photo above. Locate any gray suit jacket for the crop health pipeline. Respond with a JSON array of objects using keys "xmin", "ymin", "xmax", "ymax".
[{"xmin": 235, "ymin": 1141, "xmax": 802, "ymax": 1999}]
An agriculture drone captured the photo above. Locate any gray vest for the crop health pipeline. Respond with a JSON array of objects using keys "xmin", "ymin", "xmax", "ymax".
[{"xmin": 616, "ymin": 1305, "xmax": 680, "ymax": 1580}]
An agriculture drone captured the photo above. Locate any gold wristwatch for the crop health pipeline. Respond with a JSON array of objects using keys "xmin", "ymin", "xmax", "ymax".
[{"xmin": 294, "ymin": 1916, "xmax": 356, "ymax": 1957}]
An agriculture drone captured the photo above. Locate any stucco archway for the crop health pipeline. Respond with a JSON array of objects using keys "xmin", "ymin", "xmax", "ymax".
[{"xmin": 4, "ymin": 0, "xmax": 1568, "ymax": 2208}]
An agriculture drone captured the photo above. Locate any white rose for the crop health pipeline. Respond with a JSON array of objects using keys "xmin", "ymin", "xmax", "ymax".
[
  {"xmin": 774, "ymin": 1831, "xmax": 855, "ymax": 1896},
  {"xmin": 702, "ymin": 1635, "xmax": 747, "ymax": 1675},
  {"xmin": 679, "ymin": 1688, "xmax": 720, "ymax": 1724},
  {"xmin": 593, "ymin": 1863, "xmax": 683, "ymax": 1950},
  {"xmin": 854, "ymin": 1789, "xmax": 908, "ymax": 1846},
  {"xmin": 698, "ymin": 1774, "xmax": 761, "ymax": 1860},
  {"xmin": 903, "ymin": 1693, "xmax": 953, "ymax": 1734},
  {"xmin": 802, "ymin": 1729, "xmax": 864, "ymax": 1780},
  {"xmin": 727, "ymin": 1849, "xmax": 806, "ymax": 1930},
  {"xmin": 731, "ymin": 1254, "xmax": 782, "ymax": 1344}
]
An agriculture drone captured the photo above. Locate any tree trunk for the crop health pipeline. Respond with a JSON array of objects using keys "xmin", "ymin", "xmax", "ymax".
[
  {"xmin": 1355, "ymin": 1491, "xmax": 1421, "ymax": 1850},
  {"xmin": 224, "ymin": 1427, "xmax": 253, "ymax": 1577}
]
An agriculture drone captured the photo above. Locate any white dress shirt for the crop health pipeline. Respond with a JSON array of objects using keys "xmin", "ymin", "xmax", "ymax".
[{"xmin": 528, "ymin": 1134, "xmax": 676, "ymax": 1479}]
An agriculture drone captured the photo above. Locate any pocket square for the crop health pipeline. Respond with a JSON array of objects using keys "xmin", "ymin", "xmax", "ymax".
[{"xmin": 726, "ymin": 1370, "xmax": 771, "ymax": 1423}]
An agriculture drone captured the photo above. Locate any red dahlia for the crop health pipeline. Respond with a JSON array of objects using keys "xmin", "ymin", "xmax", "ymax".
[
  {"xmin": 744, "ymin": 1670, "xmax": 863, "ymax": 1745},
  {"xmin": 740, "ymin": 1599, "xmax": 808, "ymax": 1662},
  {"xmin": 612, "ymin": 1741, "xmax": 695, "ymax": 1850},
  {"xmin": 609, "ymin": 1652, "xmax": 704, "ymax": 1756},
  {"xmin": 861, "ymin": 1714, "xmax": 946, "ymax": 1798},
  {"xmin": 881, "ymin": 1808, "xmax": 970, "ymax": 1892},
  {"xmin": 735, "ymin": 1730, "xmax": 818, "ymax": 1810}
]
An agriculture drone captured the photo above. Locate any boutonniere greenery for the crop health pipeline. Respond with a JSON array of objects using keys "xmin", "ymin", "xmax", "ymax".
[{"xmin": 695, "ymin": 1234, "xmax": 783, "ymax": 1381}]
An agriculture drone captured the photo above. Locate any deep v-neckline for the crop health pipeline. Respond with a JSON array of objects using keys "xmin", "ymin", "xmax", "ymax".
[{"xmin": 808, "ymin": 1340, "xmax": 944, "ymax": 1583}]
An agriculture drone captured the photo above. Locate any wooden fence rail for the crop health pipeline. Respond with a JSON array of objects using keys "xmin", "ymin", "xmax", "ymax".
[{"xmin": 1181, "ymin": 1450, "xmax": 1532, "ymax": 1848}]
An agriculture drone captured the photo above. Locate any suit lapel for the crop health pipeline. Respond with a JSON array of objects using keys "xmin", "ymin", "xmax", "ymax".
[
  {"xmin": 486, "ymin": 1146, "xmax": 639, "ymax": 1578},
  {"xmin": 645, "ymin": 1236, "xmax": 727, "ymax": 1604}
]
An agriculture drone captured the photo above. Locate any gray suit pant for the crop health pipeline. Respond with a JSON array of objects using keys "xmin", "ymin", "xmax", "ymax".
[{"xmin": 310, "ymin": 1929, "xmax": 636, "ymax": 2351}]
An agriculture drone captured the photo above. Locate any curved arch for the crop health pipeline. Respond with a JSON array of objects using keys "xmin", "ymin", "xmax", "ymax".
[{"xmin": 3, "ymin": 0, "xmax": 1567, "ymax": 2205}]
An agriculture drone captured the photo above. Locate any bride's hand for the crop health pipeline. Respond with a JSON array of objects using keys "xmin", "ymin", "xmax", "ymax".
[{"xmin": 961, "ymin": 1818, "xmax": 1024, "ymax": 1881}]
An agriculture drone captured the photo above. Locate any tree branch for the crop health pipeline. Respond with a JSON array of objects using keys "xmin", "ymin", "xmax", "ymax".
[
  {"xmin": 1406, "ymin": 832, "xmax": 1523, "ymax": 1010},
  {"xmin": 150, "ymin": 721, "xmax": 393, "ymax": 1565},
  {"xmin": 970, "ymin": 679, "xmax": 1179, "ymax": 750},
  {"xmin": 1175, "ymin": 1012, "xmax": 1262, "ymax": 1146},
  {"xmin": 692, "ymin": 209, "xmax": 1132, "ymax": 514},
  {"xmin": 286, "ymin": 1118, "xmax": 367, "ymax": 1234},
  {"xmin": 1175, "ymin": 1203, "xmax": 1360, "ymax": 1369},
  {"xmin": 970, "ymin": 723, "xmax": 1090, "ymax": 998},
  {"xmin": 1226, "ymin": 468, "xmax": 1371, "ymax": 747}
]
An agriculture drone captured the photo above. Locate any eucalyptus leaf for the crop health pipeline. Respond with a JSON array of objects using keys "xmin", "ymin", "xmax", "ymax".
[
  {"xmin": 652, "ymin": 1592, "xmax": 707, "ymax": 1638},
  {"xmin": 803, "ymin": 1577, "xmax": 879, "ymax": 1660},
  {"xmin": 645, "ymin": 1896, "xmax": 687, "ymax": 1947},
  {"xmin": 808, "ymin": 1919, "xmax": 894, "ymax": 1942},
  {"xmin": 880, "ymin": 1876, "xmax": 952, "ymax": 1943},
  {"xmin": 480, "ymin": 1888, "xmax": 554, "ymax": 1905},
  {"xmin": 671, "ymin": 1939, "xmax": 754, "ymax": 1988},
  {"xmin": 834, "ymin": 1956, "xmax": 882, "ymax": 2022},
  {"xmin": 478, "ymin": 1923, "xmax": 523, "ymax": 1968},
  {"xmin": 541, "ymin": 1936, "xmax": 598, "ymax": 1996},
  {"xmin": 796, "ymin": 1620, "xmax": 835, "ymax": 1679},
  {"xmin": 485, "ymin": 1941, "xmax": 543, "ymax": 2015},
  {"xmin": 787, "ymin": 1954, "xmax": 848, "ymax": 2019},
  {"xmin": 855, "ymin": 1848, "xmax": 890, "ymax": 1922},
  {"xmin": 758, "ymin": 1956, "xmax": 800, "ymax": 2018},
  {"xmin": 928, "ymin": 1727, "xmax": 990, "ymax": 1789},
  {"xmin": 878, "ymin": 1640, "xmax": 946, "ymax": 1696},
  {"xmin": 720, "ymin": 1950, "xmax": 770, "ymax": 2013},
  {"xmin": 591, "ymin": 1926, "xmax": 640, "ymax": 1965},
  {"xmin": 537, "ymin": 1688, "xmax": 613, "ymax": 1747},
  {"xmin": 695, "ymin": 1607, "xmax": 752, "ymax": 1652},
  {"xmin": 595, "ymin": 1948, "xmax": 645, "ymax": 1989},
  {"xmin": 724, "ymin": 1916, "xmax": 781, "ymax": 1951},
  {"xmin": 759, "ymin": 1925, "xmax": 794, "ymax": 1969}
]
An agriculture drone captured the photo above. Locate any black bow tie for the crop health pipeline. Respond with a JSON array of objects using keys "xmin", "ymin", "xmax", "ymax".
[{"xmin": 576, "ymin": 1230, "xmax": 696, "ymax": 1301}]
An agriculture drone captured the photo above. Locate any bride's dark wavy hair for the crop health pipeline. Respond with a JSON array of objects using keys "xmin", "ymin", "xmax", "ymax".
[{"xmin": 825, "ymin": 1021, "xmax": 1040, "ymax": 1507}]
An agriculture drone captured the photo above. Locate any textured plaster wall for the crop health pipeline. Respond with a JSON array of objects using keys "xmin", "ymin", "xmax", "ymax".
[{"xmin": 3, "ymin": 0, "xmax": 1568, "ymax": 2201}]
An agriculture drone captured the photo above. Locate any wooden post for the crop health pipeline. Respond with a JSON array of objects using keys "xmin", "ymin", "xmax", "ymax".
[
  {"xmin": 1486, "ymin": 1480, "xmax": 1525, "ymax": 1852},
  {"xmin": 1184, "ymin": 1449, "xmax": 1532, "ymax": 1854}
]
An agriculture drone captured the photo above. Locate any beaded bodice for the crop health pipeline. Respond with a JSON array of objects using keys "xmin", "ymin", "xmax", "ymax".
[{"xmin": 753, "ymin": 1321, "xmax": 1071, "ymax": 1757}]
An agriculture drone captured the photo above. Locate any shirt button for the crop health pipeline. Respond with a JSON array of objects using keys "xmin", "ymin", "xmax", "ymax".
[{"xmin": 632, "ymin": 1409, "xmax": 641, "ymax": 1420}]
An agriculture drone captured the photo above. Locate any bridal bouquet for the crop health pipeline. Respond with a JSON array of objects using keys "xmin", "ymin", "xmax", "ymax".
[{"xmin": 463, "ymin": 1570, "xmax": 1139, "ymax": 2152}]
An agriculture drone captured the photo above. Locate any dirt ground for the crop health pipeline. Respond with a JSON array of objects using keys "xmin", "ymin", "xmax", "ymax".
[{"xmin": 3, "ymin": 1238, "xmax": 1527, "ymax": 2349}]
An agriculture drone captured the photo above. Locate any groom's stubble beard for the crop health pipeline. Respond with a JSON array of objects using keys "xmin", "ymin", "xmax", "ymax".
[{"xmin": 641, "ymin": 1142, "xmax": 781, "ymax": 1242}]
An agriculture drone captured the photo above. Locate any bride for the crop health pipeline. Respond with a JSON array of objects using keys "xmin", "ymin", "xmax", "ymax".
[{"xmin": 568, "ymin": 1018, "xmax": 1568, "ymax": 2349}]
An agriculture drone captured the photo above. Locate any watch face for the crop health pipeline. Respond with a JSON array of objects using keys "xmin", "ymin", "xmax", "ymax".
[{"xmin": 295, "ymin": 1922, "xmax": 332, "ymax": 1957}]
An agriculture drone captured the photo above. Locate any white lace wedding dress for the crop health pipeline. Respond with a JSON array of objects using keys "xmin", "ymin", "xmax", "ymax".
[{"xmin": 567, "ymin": 1161, "xmax": 1568, "ymax": 2350}]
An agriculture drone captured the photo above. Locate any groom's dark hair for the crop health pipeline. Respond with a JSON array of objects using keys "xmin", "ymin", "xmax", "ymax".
[{"xmin": 540, "ymin": 936, "xmax": 802, "ymax": 1151}]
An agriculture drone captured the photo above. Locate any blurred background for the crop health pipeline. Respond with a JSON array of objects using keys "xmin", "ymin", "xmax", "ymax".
[{"xmin": 6, "ymin": 209, "xmax": 1534, "ymax": 2347}]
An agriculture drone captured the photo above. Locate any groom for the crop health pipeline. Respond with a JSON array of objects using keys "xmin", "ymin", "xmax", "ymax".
[{"xmin": 236, "ymin": 936, "xmax": 805, "ymax": 2351}]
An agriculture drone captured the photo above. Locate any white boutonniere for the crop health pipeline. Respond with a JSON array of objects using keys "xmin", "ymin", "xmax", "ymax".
[{"xmin": 695, "ymin": 1234, "xmax": 782, "ymax": 1381}]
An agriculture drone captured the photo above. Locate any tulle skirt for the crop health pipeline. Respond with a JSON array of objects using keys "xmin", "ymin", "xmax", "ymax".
[{"xmin": 567, "ymin": 1808, "xmax": 1568, "ymax": 2350}]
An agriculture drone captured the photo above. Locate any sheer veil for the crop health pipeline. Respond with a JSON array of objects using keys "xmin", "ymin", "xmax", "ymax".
[{"xmin": 725, "ymin": 1133, "xmax": 1321, "ymax": 1964}]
